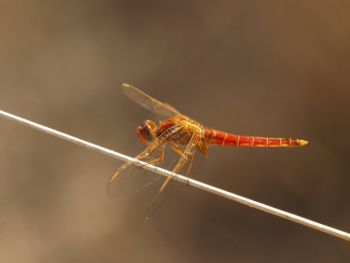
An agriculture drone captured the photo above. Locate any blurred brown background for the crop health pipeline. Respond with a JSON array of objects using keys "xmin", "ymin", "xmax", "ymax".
[{"xmin": 0, "ymin": 0, "xmax": 349, "ymax": 262}]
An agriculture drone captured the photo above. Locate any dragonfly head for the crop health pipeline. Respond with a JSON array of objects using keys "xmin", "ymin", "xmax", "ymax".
[{"xmin": 136, "ymin": 120, "xmax": 158, "ymax": 144}]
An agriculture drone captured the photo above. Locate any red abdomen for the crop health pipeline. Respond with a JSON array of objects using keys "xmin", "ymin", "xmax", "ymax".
[{"xmin": 204, "ymin": 129, "xmax": 308, "ymax": 147}]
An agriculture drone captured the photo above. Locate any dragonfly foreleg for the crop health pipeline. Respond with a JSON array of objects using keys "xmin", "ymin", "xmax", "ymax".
[
  {"xmin": 170, "ymin": 145, "xmax": 195, "ymax": 176},
  {"xmin": 168, "ymin": 142, "xmax": 185, "ymax": 157},
  {"xmin": 108, "ymin": 126, "xmax": 182, "ymax": 186},
  {"xmin": 185, "ymin": 151, "xmax": 195, "ymax": 176},
  {"xmin": 147, "ymin": 133, "xmax": 199, "ymax": 216},
  {"xmin": 146, "ymin": 144, "xmax": 165, "ymax": 165},
  {"xmin": 157, "ymin": 136, "xmax": 197, "ymax": 194},
  {"xmin": 168, "ymin": 142, "xmax": 195, "ymax": 165}
]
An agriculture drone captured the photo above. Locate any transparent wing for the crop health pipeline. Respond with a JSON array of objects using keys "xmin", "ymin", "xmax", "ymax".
[
  {"xmin": 107, "ymin": 153, "xmax": 163, "ymax": 200},
  {"xmin": 147, "ymin": 133, "xmax": 202, "ymax": 217},
  {"xmin": 107, "ymin": 125, "xmax": 182, "ymax": 199},
  {"xmin": 122, "ymin": 83, "xmax": 180, "ymax": 118}
]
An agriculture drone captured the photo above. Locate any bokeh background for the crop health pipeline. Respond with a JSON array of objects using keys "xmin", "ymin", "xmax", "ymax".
[{"xmin": 0, "ymin": 1, "xmax": 349, "ymax": 262}]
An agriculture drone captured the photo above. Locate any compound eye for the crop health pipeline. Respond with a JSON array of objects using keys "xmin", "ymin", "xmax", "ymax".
[
  {"xmin": 142, "ymin": 123, "xmax": 154, "ymax": 142},
  {"xmin": 136, "ymin": 120, "xmax": 157, "ymax": 144}
]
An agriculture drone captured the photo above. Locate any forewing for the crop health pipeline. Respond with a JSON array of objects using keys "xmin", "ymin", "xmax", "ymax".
[
  {"xmin": 107, "ymin": 160, "xmax": 162, "ymax": 200},
  {"xmin": 122, "ymin": 83, "xmax": 180, "ymax": 118},
  {"xmin": 147, "ymin": 133, "xmax": 201, "ymax": 216},
  {"xmin": 107, "ymin": 125, "xmax": 182, "ymax": 199}
]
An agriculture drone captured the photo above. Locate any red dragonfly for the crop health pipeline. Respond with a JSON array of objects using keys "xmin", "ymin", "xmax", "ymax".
[{"xmin": 108, "ymin": 84, "xmax": 308, "ymax": 212}]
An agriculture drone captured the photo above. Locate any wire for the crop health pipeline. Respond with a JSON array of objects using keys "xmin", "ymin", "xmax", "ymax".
[{"xmin": 0, "ymin": 108, "xmax": 349, "ymax": 242}]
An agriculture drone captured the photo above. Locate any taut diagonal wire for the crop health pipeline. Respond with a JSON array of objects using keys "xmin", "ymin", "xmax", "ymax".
[{"xmin": 0, "ymin": 108, "xmax": 349, "ymax": 242}]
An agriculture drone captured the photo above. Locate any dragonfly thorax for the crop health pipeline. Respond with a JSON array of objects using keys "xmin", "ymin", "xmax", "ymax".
[{"xmin": 136, "ymin": 120, "xmax": 158, "ymax": 144}]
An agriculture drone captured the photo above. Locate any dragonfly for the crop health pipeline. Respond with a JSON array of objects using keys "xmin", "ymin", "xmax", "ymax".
[{"xmin": 108, "ymin": 83, "xmax": 308, "ymax": 213}]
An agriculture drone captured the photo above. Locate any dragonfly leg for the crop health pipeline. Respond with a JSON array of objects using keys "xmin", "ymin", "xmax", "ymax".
[
  {"xmin": 169, "ymin": 142, "xmax": 195, "ymax": 175},
  {"xmin": 185, "ymin": 152, "xmax": 195, "ymax": 176},
  {"xmin": 149, "ymin": 140, "xmax": 192, "ymax": 201},
  {"xmin": 109, "ymin": 144, "xmax": 165, "ymax": 185},
  {"xmin": 169, "ymin": 143, "xmax": 185, "ymax": 157},
  {"xmin": 147, "ymin": 144, "xmax": 165, "ymax": 165},
  {"xmin": 147, "ymin": 134, "xmax": 200, "ymax": 217},
  {"xmin": 149, "ymin": 146, "xmax": 193, "ymax": 216},
  {"xmin": 168, "ymin": 142, "xmax": 196, "ymax": 165},
  {"xmin": 157, "ymin": 142, "xmax": 195, "ymax": 193},
  {"xmin": 108, "ymin": 126, "xmax": 183, "ymax": 186}
]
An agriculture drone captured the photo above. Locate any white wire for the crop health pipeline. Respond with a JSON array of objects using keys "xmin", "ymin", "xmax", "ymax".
[{"xmin": 0, "ymin": 108, "xmax": 349, "ymax": 242}]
